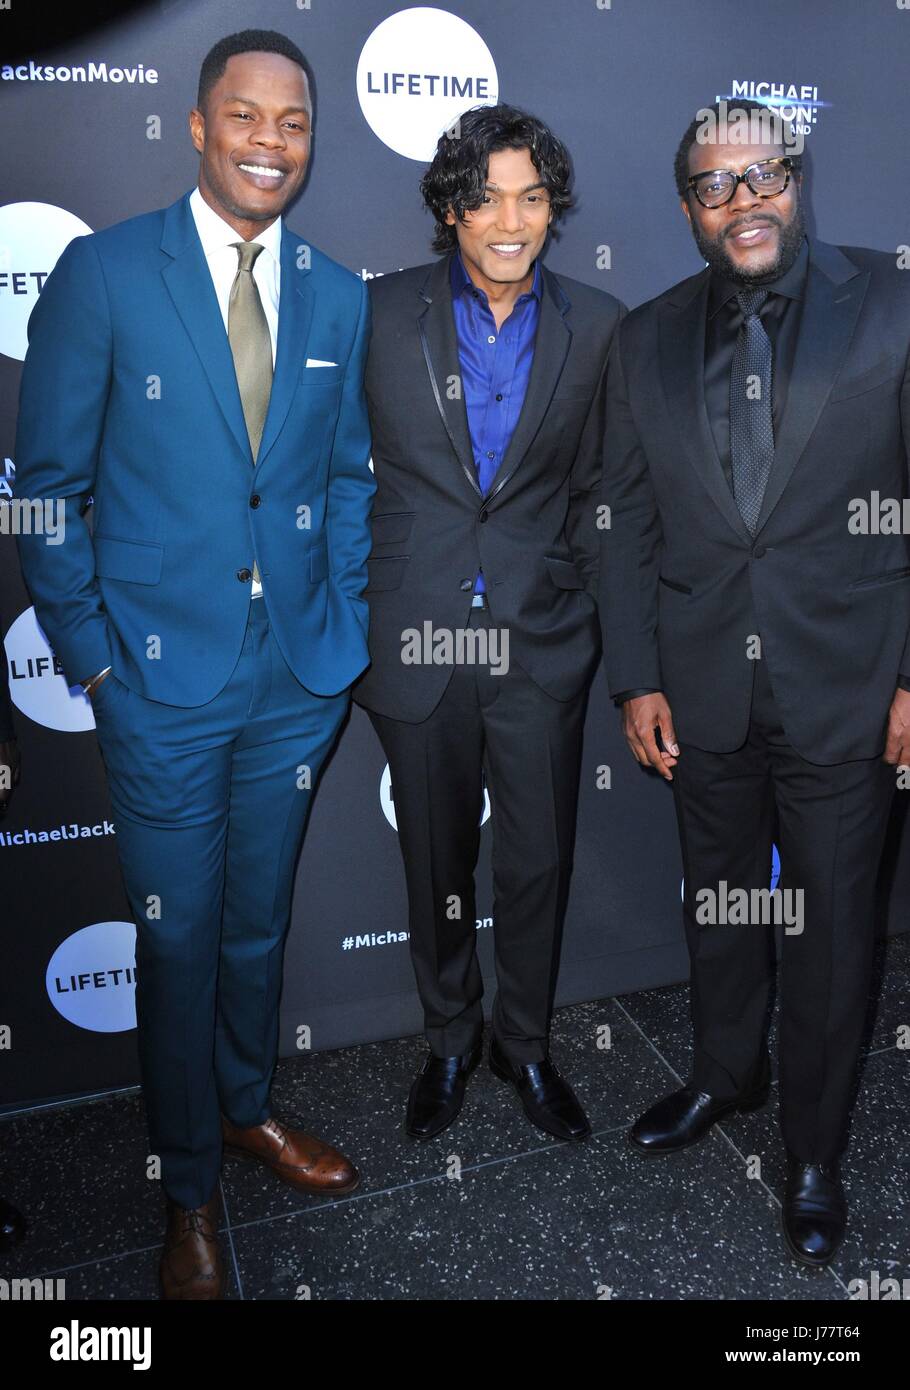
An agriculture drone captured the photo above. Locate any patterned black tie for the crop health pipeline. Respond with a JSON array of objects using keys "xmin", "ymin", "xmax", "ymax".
[{"xmin": 729, "ymin": 287, "xmax": 774, "ymax": 535}]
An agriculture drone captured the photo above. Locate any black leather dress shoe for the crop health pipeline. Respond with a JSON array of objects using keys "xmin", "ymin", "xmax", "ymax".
[
  {"xmin": 405, "ymin": 1041, "xmax": 482, "ymax": 1140},
  {"xmin": 630, "ymin": 1059, "xmax": 771, "ymax": 1154},
  {"xmin": 489, "ymin": 1036, "xmax": 591, "ymax": 1140},
  {"xmin": 781, "ymin": 1154, "xmax": 846, "ymax": 1268}
]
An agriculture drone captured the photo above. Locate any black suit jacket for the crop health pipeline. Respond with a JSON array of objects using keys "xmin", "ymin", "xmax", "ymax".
[
  {"xmin": 598, "ymin": 237, "xmax": 910, "ymax": 764},
  {"xmin": 353, "ymin": 253, "xmax": 624, "ymax": 722}
]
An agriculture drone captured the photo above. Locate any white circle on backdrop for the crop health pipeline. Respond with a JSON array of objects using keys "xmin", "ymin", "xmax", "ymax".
[
  {"xmin": 5, "ymin": 606, "xmax": 97, "ymax": 733},
  {"xmin": 0, "ymin": 202, "xmax": 93, "ymax": 361},
  {"xmin": 380, "ymin": 762, "xmax": 491, "ymax": 830},
  {"xmin": 46, "ymin": 921, "xmax": 137, "ymax": 1033},
  {"xmin": 356, "ymin": 7, "xmax": 499, "ymax": 161}
]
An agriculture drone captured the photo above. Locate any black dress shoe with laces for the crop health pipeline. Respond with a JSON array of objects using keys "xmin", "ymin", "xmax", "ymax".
[
  {"xmin": 405, "ymin": 1041, "xmax": 482, "ymax": 1140},
  {"xmin": 489, "ymin": 1036, "xmax": 591, "ymax": 1140},
  {"xmin": 781, "ymin": 1153, "xmax": 846, "ymax": 1268},
  {"xmin": 630, "ymin": 1058, "xmax": 771, "ymax": 1154}
]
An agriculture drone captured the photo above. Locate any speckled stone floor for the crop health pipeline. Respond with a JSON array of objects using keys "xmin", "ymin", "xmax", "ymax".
[{"xmin": 1, "ymin": 935, "xmax": 907, "ymax": 1300}]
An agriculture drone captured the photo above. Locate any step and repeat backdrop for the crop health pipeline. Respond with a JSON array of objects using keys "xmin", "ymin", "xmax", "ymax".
[{"xmin": 2, "ymin": 0, "xmax": 909, "ymax": 1108}]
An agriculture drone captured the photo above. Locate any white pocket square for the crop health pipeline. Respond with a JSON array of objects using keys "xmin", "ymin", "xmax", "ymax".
[{"xmin": 306, "ymin": 358, "xmax": 338, "ymax": 368}]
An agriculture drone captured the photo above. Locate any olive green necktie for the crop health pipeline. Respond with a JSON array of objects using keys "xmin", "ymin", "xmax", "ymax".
[{"xmin": 228, "ymin": 241, "xmax": 272, "ymax": 590}]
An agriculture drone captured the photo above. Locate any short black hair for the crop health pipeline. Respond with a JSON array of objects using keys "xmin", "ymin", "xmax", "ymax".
[
  {"xmin": 420, "ymin": 104, "xmax": 573, "ymax": 255},
  {"xmin": 197, "ymin": 29, "xmax": 312, "ymax": 117},
  {"xmin": 674, "ymin": 98, "xmax": 802, "ymax": 198}
]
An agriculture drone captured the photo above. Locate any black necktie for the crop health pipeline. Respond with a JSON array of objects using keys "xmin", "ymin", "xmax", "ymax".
[{"xmin": 730, "ymin": 287, "xmax": 774, "ymax": 535}]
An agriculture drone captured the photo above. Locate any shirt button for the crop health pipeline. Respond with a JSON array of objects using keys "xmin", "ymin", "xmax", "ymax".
[{"xmin": 487, "ymin": 335, "xmax": 496, "ymax": 344}]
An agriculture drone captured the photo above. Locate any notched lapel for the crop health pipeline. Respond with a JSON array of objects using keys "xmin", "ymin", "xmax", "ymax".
[
  {"xmin": 256, "ymin": 228, "xmax": 314, "ymax": 467},
  {"xmin": 160, "ymin": 197, "xmax": 315, "ymax": 470},
  {"xmin": 160, "ymin": 195, "xmax": 252, "ymax": 463}
]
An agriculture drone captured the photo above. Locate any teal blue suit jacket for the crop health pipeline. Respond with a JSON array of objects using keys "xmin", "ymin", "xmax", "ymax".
[{"xmin": 15, "ymin": 188, "xmax": 375, "ymax": 704}]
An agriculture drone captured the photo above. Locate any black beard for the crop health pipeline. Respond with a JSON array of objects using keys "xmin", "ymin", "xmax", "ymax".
[{"xmin": 691, "ymin": 203, "xmax": 806, "ymax": 285}]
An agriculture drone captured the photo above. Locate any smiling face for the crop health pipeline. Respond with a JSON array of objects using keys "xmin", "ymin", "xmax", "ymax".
[
  {"xmin": 682, "ymin": 138, "xmax": 805, "ymax": 284},
  {"xmin": 444, "ymin": 145, "xmax": 553, "ymax": 299},
  {"xmin": 189, "ymin": 50, "xmax": 312, "ymax": 239}
]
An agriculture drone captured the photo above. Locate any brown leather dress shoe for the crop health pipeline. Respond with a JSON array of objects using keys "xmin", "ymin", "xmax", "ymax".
[
  {"xmin": 159, "ymin": 1191, "xmax": 224, "ymax": 1300},
  {"xmin": 221, "ymin": 1115, "xmax": 360, "ymax": 1195}
]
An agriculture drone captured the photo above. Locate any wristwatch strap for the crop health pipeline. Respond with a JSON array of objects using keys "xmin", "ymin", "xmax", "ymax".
[{"xmin": 82, "ymin": 665, "xmax": 112, "ymax": 696}]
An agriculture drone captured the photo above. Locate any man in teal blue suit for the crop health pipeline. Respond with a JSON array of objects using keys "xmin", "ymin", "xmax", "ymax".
[{"xmin": 14, "ymin": 30, "xmax": 374, "ymax": 1299}]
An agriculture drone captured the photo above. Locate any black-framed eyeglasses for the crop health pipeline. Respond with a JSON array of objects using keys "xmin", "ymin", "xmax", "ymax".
[{"xmin": 686, "ymin": 156, "xmax": 798, "ymax": 209}]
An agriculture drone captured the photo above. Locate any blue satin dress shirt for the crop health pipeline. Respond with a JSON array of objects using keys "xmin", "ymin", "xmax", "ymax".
[{"xmin": 449, "ymin": 249, "xmax": 542, "ymax": 593}]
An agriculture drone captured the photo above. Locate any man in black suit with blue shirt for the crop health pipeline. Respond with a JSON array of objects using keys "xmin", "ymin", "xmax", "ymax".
[{"xmin": 355, "ymin": 106, "xmax": 624, "ymax": 1144}]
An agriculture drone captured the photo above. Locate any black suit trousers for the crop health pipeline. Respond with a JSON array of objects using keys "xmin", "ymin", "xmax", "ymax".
[
  {"xmin": 368, "ymin": 607, "xmax": 589, "ymax": 1066},
  {"xmin": 671, "ymin": 654, "xmax": 894, "ymax": 1161}
]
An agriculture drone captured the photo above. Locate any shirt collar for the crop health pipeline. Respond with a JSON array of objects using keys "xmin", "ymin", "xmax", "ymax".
[
  {"xmin": 189, "ymin": 184, "xmax": 283, "ymax": 269},
  {"xmin": 708, "ymin": 235, "xmax": 809, "ymax": 318},
  {"xmin": 449, "ymin": 247, "xmax": 542, "ymax": 305}
]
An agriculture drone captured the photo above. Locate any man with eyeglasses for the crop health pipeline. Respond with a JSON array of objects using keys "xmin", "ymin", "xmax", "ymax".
[{"xmin": 599, "ymin": 98, "xmax": 910, "ymax": 1266}]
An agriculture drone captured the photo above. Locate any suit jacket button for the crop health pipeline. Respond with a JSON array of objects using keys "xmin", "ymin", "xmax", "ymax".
[
  {"xmin": 459, "ymin": 578, "xmax": 473, "ymax": 591},
  {"xmin": 250, "ymin": 494, "xmax": 261, "ymax": 508},
  {"xmin": 237, "ymin": 568, "xmax": 252, "ymax": 582},
  {"xmin": 479, "ymin": 509, "xmax": 488, "ymax": 523},
  {"xmin": 753, "ymin": 545, "xmax": 767, "ymax": 559}
]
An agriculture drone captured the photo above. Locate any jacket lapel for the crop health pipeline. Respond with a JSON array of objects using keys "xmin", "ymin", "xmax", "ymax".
[
  {"xmin": 417, "ymin": 255, "xmax": 480, "ymax": 497},
  {"xmin": 753, "ymin": 240, "xmax": 868, "ymax": 534},
  {"xmin": 416, "ymin": 253, "xmax": 572, "ymax": 502},
  {"xmin": 485, "ymin": 263, "xmax": 571, "ymax": 503},
  {"xmin": 160, "ymin": 191, "xmax": 314, "ymax": 469},
  {"xmin": 161, "ymin": 191, "xmax": 252, "ymax": 462},
  {"xmin": 659, "ymin": 269, "xmax": 753, "ymax": 544},
  {"xmin": 256, "ymin": 225, "xmax": 314, "ymax": 467},
  {"xmin": 659, "ymin": 241, "xmax": 870, "ymax": 544}
]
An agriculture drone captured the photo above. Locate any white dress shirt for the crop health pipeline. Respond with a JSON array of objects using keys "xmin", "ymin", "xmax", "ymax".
[{"xmin": 189, "ymin": 186, "xmax": 282, "ymax": 598}]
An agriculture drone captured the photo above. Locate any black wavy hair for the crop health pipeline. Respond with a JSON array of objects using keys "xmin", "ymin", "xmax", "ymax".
[
  {"xmin": 674, "ymin": 97, "xmax": 802, "ymax": 198},
  {"xmin": 420, "ymin": 104, "xmax": 573, "ymax": 254},
  {"xmin": 197, "ymin": 29, "xmax": 313, "ymax": 117}
]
